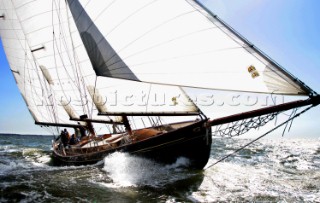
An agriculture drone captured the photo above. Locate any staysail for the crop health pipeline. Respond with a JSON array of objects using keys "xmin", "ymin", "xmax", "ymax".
[{"xmin": 67, "ymin": 0, "xmax": 311, "ymax": 96}]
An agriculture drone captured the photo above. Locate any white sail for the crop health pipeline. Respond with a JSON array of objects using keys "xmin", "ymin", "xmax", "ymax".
[
  {"xmin": 1, "ymin": 0, "xmax": 315, "ymax": 126},
  {"xmin": 9, "ymin": 0, "xmax": 92, "ymax": 120},
  {"xmin": 0, "ymin": 0, "xmax": 75, "ymax": 125},
  {"xmin": 7, "ymin": 0, "xmax": 199, "ymax": 118},
  {"xmin": 67, "ymin": 0, "xmax": 310, "ymax": 95},
  {"xmin": 91, "ymin": 77, "xmax": 199, "ymax": 115}
]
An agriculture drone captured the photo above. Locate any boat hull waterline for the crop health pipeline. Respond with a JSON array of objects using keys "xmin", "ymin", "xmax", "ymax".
[{"xmin": 52, "ymin": 120, "xmax": 212, "ymax": 169}]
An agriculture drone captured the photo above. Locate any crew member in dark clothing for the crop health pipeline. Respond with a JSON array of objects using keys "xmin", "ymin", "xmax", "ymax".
[
  {"xmin": 77, "ymin": 122, "xmax": 87, "ymax": 139},
  {"xmin": 69, "ymin": 134, "xmax": 79, "ymax": 145},
  {"xmin": 61, "ymin": 129, "xmax": 69, "ymax": 147}
]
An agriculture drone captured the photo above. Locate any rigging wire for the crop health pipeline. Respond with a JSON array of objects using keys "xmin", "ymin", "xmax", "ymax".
[
  {"xmin": 52, "ymin": 0, "xmax": 92, "ymax": 123},
  {"xmin": 191, "ymin": 0, "xmax": 316, "ymax": 95},
  {"xmin": 281, "ymin": 108, "xmax": 297, "ymax": 137},
  {"xmin": 89, "ymin": 76, "xmax": 98, "ymax": 118},
  {"xmin": 8, "ymin": 1, "xmax": 59, "ymax": 130},
  {"xmin": 204, "ymin": 105, "xmax": 314, "ymax": 170},
  {"xmin": 212, "ymin": 112, "xmax": 279, "ymax": 137},
  {"xmin": 76, "ymin": 0, "xmax": 159, "ymax": 68},
  {"xmin": 106, "ymin": 10, "xmax": 205, "ymax": 70},
  {"xmin": 65, "ymin": 1, "xmax": 91, "ymax": 115}
]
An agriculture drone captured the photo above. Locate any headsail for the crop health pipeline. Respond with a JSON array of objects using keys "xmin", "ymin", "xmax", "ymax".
[{"xmin": 67, "ymin": 0, "xmax": 312, "ymax": 96}]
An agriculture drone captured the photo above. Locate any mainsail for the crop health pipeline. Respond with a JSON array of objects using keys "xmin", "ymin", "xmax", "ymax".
[
  {"xmin": 0, "ymin": 0, "xmax": 73, "ymax": 125},
  {"xmin": 10, "ymin": 0, "xmax": 93, "ymax": 122}
]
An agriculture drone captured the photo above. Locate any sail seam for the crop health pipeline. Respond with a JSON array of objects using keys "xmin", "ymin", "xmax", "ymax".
[
  {"xmin": 108, "ymin": 46, "xmax": 244, "ymax": 73},
  {"xmin": 104, "ymin": 10, "xmax": 198, "ymax": 69},
  {"xmin": 106, "ymin": 27, "xmax": 222, "ymax": 66}
]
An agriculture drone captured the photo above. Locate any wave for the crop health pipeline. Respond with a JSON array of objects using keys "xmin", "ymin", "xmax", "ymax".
[
  {"xmin": 190, "ymin": 138, "xmax": 320, "ymax": 202},
  {"xmin": 102, "ymin": 152, "xmax": 195, "ymax": 188}
]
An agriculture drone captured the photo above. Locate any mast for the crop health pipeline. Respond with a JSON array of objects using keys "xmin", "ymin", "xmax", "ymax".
[
  {"xmin": 3, "ymin": 0, "xmax": 124, "ymax": 131},
  {"xmin": 121, "ymin": 116, "xmax": 132, "ymax": 135}
]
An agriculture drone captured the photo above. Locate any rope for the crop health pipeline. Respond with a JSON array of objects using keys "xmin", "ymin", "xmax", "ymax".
[
  {"xmin": 204, "ymin": 105, "xmax": 314, "ymax": 170},
  {"xmin": 213, "ymin": 112, "xmax": 279, "ymax": 137}
]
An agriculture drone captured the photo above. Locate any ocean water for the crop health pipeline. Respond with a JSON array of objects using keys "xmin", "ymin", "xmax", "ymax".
[{"xmin": 0, "ymin": 134, "xmax": 319, "ymax": 202}]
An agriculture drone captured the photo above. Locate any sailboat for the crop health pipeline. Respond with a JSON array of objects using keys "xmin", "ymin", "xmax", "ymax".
[{"xmin": 0, "ymin": 0, "xmax": 319, "ymax": 169}]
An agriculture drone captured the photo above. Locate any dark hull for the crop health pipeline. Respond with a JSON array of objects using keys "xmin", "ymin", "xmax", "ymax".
[{"xmin": 52, "ymin": 120, "xmax": 212, "ymax": 169}]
